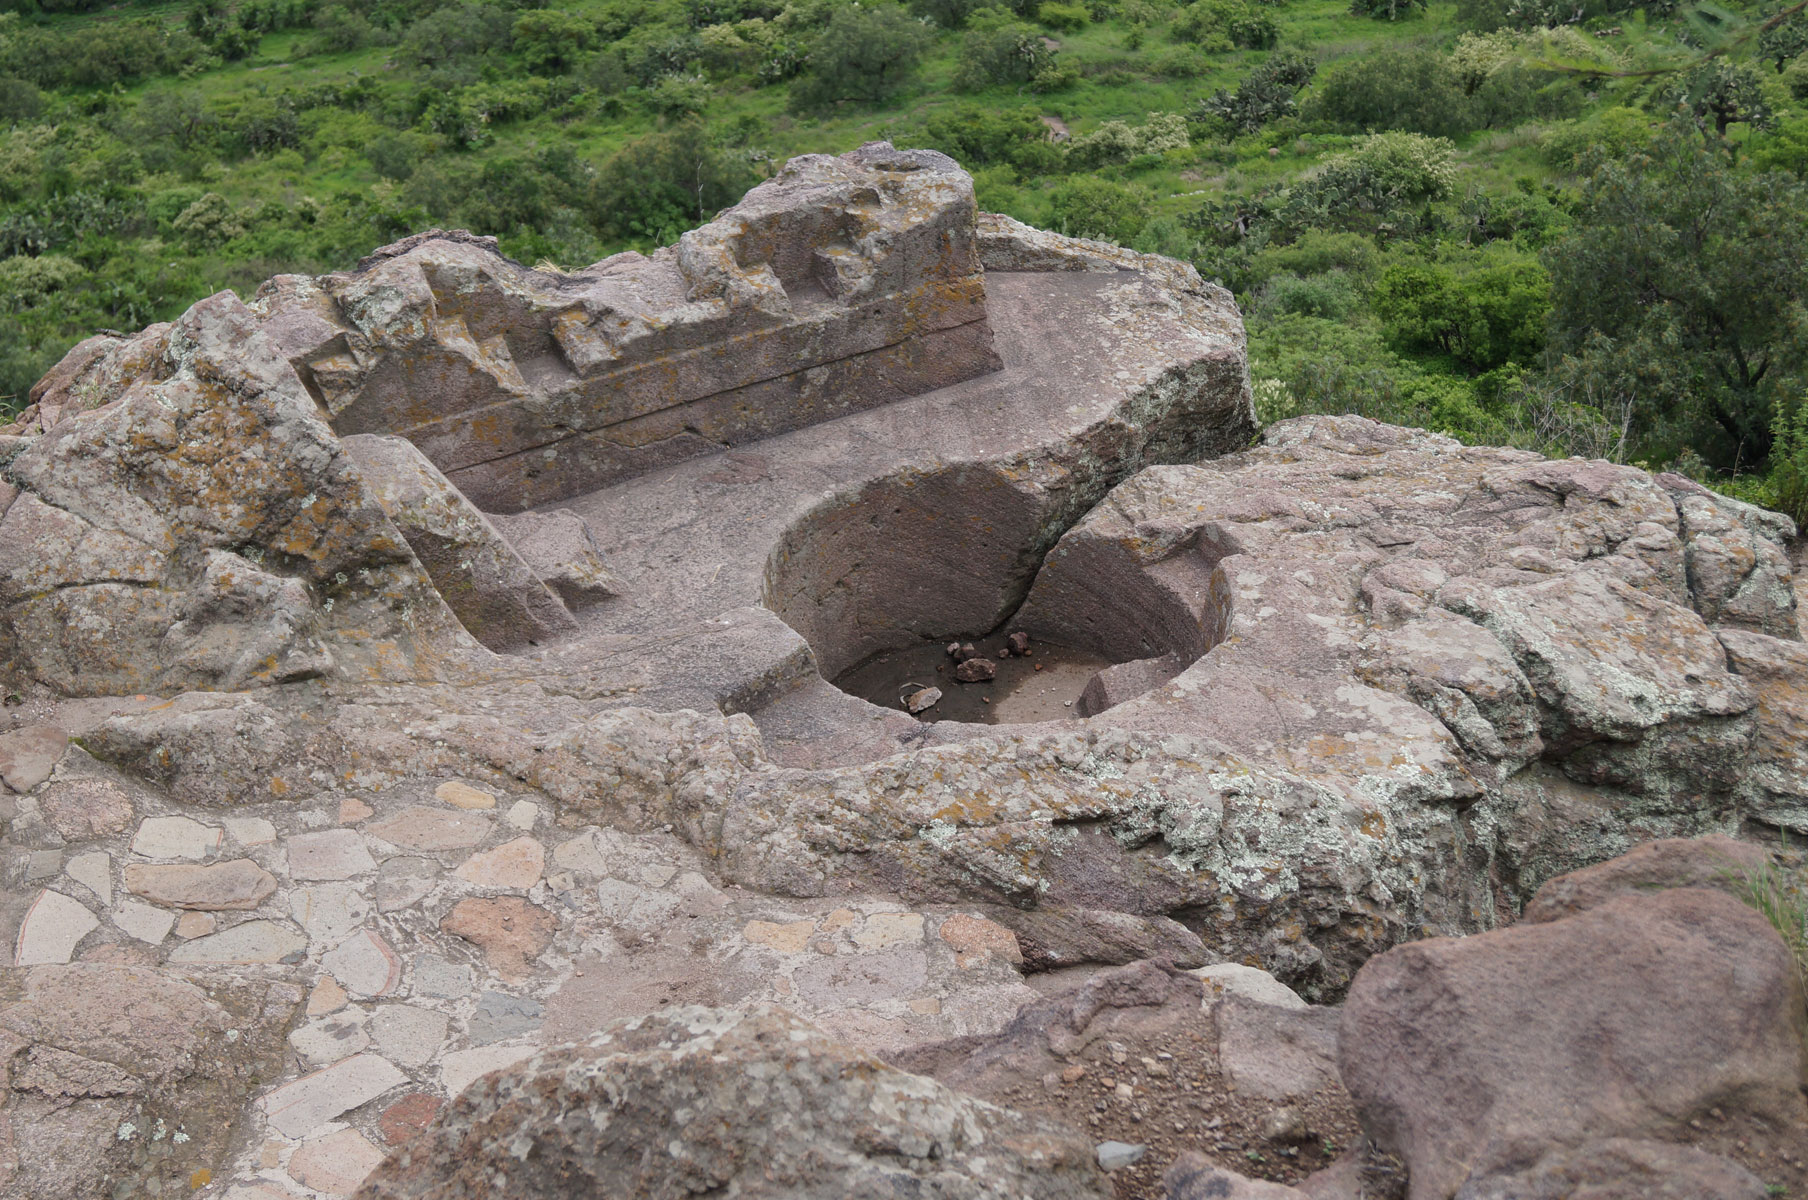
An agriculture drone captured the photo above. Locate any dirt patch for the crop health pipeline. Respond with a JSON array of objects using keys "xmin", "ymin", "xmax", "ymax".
[
  {"xmin": 834, "ymin": 634, "xmax": 1110, "ymax": 724},
  {"xmin": 1686, "ymin": 1105, "xmax": 1808, "ymax": 1195},
  {"xmin": 997, "ymin": 1020, "xmax": 1374, "ymax": 1197},
  {"xmin": 901, "ymin": 987, "xmax": 1382, "ymax": 1198}
]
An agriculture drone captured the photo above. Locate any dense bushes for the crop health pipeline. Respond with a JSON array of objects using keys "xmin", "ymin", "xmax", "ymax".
[
  {"xmin": 1050, "ymin": 174, "xmax": 1149, "ymax": 242},
  {"xmin": 917, "ymin": 106, "xmax": 1063, "ymax": 171},
  {"xmin": 586, "ymin": 122, "xmax": 757, "ymax": 242},
  {"xmin": 1544, "ymin": 117, "xmax": 1808, "ymax": 467},
  {"xmin": 955, "ymin": 7, "xmax": 1058, "ymax": 88},
  {"xmin": 1172, "ymin": 0, "xmax": 1277, "ymax": 49},
  {"xmin": 1312, "ymin": 41, "xmax": 1581, "ymax": 137},
  {"xmin": 0, "ymin": 14, "xmax": 204, "ymax": 88},
  {"xmin": 1372, "ymin": 254, "xmax": 1549, "ymax": 371},
  {"xmin": 1066, "ymin": 110, "xmax": 1188, "ymax": 166},
  {"xmin": 2, "ymin": 0, "xmax": 1804, "ymax": 516}
]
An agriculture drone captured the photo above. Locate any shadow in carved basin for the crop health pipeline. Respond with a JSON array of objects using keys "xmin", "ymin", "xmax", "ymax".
[{"xmin": 764, "ymin": 461, "xmax": 1224, "ymax": 725}]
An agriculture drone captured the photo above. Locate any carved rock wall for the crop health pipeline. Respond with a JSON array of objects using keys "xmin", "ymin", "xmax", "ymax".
[{"xmin": 254, "ymin": 144, "xmax": 1000, "ymax": 511}]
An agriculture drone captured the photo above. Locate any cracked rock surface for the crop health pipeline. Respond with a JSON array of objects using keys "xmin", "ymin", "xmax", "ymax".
[{"xmin": 355, "ymin": 1003, "xmax": 1109, "ymax": 1200}]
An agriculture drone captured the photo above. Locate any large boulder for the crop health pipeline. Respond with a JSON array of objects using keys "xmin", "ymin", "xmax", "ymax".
[
  {"xmin": 353, "ymin": 1003, "xmax": 1108, "ymax": 1200},
  {"xmin": 1520, "ymin": 833, "xmax": 1772, "ymax": 923},
  {"xmin": 1338, "ymin": 885, "xmax": 1808, "ymax": 1198},
  {"xmin": 0, "ymin": 293, "xmax": 475, "ymax": 697},
  {"xmin": 0, "ymin": 964, "xmax": 297, "ymax": 1200}
]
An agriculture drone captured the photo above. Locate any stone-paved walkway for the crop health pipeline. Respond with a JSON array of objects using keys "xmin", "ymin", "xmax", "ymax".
[{"xmin": 9, "ymin": 738, "xmax": 1040, "ymax": 1198}]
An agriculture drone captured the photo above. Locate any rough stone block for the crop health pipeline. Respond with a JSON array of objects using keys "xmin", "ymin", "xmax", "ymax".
[{"xmin": 255, "ymin": 144, "xmax": 1000, "ymax": 510}]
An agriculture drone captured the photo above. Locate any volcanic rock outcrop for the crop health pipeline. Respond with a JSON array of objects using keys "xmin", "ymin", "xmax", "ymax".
[
  {"xmin": 355, "ymin": 1003, "xmax": 1109, "ymax": 1200},
  {"xmin": 1, "ymin": 143, "xmax": 1804, "ymax": 1200}
]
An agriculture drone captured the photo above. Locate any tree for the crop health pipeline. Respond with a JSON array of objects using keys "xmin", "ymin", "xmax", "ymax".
[
  {"xmin": 1666, "ymin": 62, "xmax": 1775, "ymax": 141},
  {"xmin": 789, "ymin": 4, "xmax": 928, "ymax": 109},
  {"xmin": 1543, "ymin": 117, "xmax": 1808, "ymax": 468},
  {"xmin": 1197, "ymin": 51, "xmax": 1315, "ymax": 134},
  {"xmin": 512, "ymin": 9, "xmax": 595, "ymax": 73},
  {"xmin": 586, "ymin": 121, "xmax": 757, "ymax": 242}
]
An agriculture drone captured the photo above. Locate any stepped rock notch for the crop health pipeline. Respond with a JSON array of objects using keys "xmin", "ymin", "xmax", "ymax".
[{"xmin": 255, "ymin": 143, "xmax": 1002, "ymax": 512}]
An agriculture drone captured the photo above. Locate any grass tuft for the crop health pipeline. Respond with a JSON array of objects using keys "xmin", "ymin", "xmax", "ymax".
[{"xmin": 1738, "ymin": 851, "xmax": 1808, "ymax": 1007}]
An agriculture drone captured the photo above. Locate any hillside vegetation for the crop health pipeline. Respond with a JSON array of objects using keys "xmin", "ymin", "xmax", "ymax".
[{"xmin": 4, "ymin": 0, "xmax": 1808, "ymax": 510}]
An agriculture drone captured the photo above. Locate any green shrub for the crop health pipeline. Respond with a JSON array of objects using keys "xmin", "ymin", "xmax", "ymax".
[
  {"xmin": 1149, "ymin": 46, "xmax": 1210, "ymax": 77},
  {"xmin": 1038, "ymin": 0, "xmax": 1088, "ymax": 29},
  {"xmin": 1049, "ymin": 175, "xmax": 1148, "ymax": 243},
  {"xmin": 1174, "ymin": 0, "xmax": 1275, "ymax": 49},
  {"xmin": 1251, "ymin": 269, "xmax": 1359, "ymax": 320},
  {"xmin": 917, "ymin": 106, "xmax": 1063, "ymax": 171},
  {"xmin": 0, "ymin": 18, "xmax": 203, "ymax": 89},
  {"xmin": 1751, "ymin": 116, "xmax": 1808, "ymax": 179},
  {"xmin": 0, "ymin": 252, "xmax": 82, "ymax": 305},
  {"xmin": 648, "ymin": 72, "xmax": 711, "ymax": 115},
  {"xmin": 1767, "ymin": 397, "xmax": 1808, "ymax": 527},
  {"xmin": 1785, "ymin": 56, "xmax": 1808, "ymax": 101},
  {"xmin": 394, "ymin": 2, "xmax": 515, "ymax": 70},
  {"xmin": 512, "ymin": 9, "xmax": 596, "ymax": 72},
  {"xmin": 1248, "ymin": 311, "xmax": 1501, "ymax": 441},
  {"xmin": 1540, "ymin": 106, "xmax": 1652, "ymax": 169},
  {"xmin": 1251, "ymin": 229, "xmax": 1376, "ymax": 283},
  {"xmin": 1066, "ymin": 110, "xmax": 1188, "ymax": 167},
  {"xmin": 170, "ymin": 192, "xmax": 243, "ymax": 248},
  {"xmin": 365, "ymin": 130, "xmax": 436, "ymax": 181},
  {"xmin": 1311, "ymin": 46, "xmax": 1472, "ymax": 138},
  {"xmin": 0, "ymin": 76, "xmax": 41, "ymax": 122},
  {"xmin": 909, "ymin": 0, "xmax": 988, "ymax": 27},
  {"xmin": 1031, "ymin": 58, "xmax": 1079, "ymax": 90},
  {"xmin": 1171, "ymin": 0, "xmax": 1272, "ymax": 48},
  {"xmin": 1232, "ymin": 9, "xmax": 1278, "ymax": 47},
  {"xmin": 1372, "ymin": 254, "xmax": 1549, "ymax": 372},
  {"xmin": 1298, "ymin": 130, "xmax": 1458, "ymax": 212},
  {"xmin": 955, "ymin": 7, "xmax": 1056, "ymax": 89}
]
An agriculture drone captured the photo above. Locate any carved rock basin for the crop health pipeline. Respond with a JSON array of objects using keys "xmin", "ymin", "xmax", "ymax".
[{"xmin": 1, "ymin": 142, "xmax": 1804, "ymax": 1200}]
